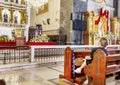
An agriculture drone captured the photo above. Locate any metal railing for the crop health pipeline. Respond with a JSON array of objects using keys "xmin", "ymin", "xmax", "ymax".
[
  {"xmin": 0, "ymin": 46, "xmax": 30, "ymax": 64},
  {"xmin": 0, "ymin": 45, "xmax": 120, "ymax": 65},
  {"xmin": 30, "ymin": 45, "xmax": 98, "ymax": 63}
]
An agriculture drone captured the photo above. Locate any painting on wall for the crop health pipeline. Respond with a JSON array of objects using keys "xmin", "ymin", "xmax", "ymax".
[{"xmin": 36, "ymin": 2, "xmax": 49, "ymax": 15}]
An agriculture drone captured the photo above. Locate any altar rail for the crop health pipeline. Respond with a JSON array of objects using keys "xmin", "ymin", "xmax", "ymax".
[
  {"xmin": 0, "ymin": 45, "xmax": 120, "ymax": 65},
  {"xmin": 30, "ymin": 45, "xmax": 120, "ymax": 63},
  {"xmin": 0, "ymin": 46, "xmax": 30, "ymax": 64},
  {"xmin": 30, "ymin": 45, "xmax": 98, "ymax": 63}
]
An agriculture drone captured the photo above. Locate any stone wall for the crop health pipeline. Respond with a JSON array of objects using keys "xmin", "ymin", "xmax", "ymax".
[
  {"xmin": 30, "ymin": 0, "xmax": 60, "ymax": 35},
  {"xmin": 60, "ymin": 0, "xmax": 73, "ymax": 43},
  {"xmin": 118, "ymin": 0, "xmax": 120, "ymax": 18}
]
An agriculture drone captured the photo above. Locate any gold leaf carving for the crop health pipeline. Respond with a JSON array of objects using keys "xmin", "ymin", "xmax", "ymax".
[{"xmin": 36, "ymin": 3, "xmax": 49, "ymax": 15}]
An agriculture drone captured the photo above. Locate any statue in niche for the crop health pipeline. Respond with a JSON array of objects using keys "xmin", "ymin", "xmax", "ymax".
[
  {"xmin": 3, "ymin": 13, "xmax": 8, "ymax": 23},
  {"xmin": 36, "ymin": 24, "xmax": 42, "ymax": 36},
  {"xmin": 14, "ymin": 16, "xmax": 18, "ymax": 24},
  {"xmin": 98, "ymin": 21, "xmax": 104, "ymax": 36},
  {"xmin": 15, "ymin": 0, "xmax": 18, "ymax": 3}
]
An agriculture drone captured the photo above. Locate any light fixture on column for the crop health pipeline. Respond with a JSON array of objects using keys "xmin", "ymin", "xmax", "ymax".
[{"xmin": 25, "ymin": 0, "xmax": 48, "ymax": 12}]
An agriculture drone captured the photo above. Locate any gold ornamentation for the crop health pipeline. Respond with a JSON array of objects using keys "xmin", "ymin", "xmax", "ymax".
[
  {"xmin": 10, "ymin": 0, "xmax": 14, "ymax": 2},
  {"xmin": 85, "ymin": 10, "xmax": 109, "ymax": 45},
  {"xmin": 10, "ymin": 8, "xmax": 14, "ymax": 23},
  {"xmin": 20, "ymin": 10, "xmax": 28, "ymax": 24},
  {"xmin": 21, "ymin": 0, "xmax": 25, "ymax": 5},
  {"xmin": 0, "ymin": 6, "xmax": 2, "ymax": 22},
  {"xmin": 111, "ymin": 17, "xmax": 120, "ymax": 38},
  {"xmin": 20, "ymin": 11, "xmax": 23, "ymax": 24},
  {"xmin": 15, "ymin": 29, "xmax": 25, "ymax": 37},
  {"xmin": 84, "ymin": 11, "xmax": 95, "ymax": 45},
  {"xmin": 36, "ymin": 3, "xmax": 49, "ymax": 15}
]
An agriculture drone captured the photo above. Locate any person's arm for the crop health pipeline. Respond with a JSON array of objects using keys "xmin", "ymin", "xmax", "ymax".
[
  {"xmin": 74, "ymin": 56, "xmax": 91, "ymax": 73},
  {"xmin": 74, "ymin": 48, "xmax": 97, "ymax": 73}
]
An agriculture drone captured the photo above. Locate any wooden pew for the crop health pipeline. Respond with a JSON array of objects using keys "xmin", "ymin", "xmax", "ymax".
[
  {"xmin": 84, "ymin": 49, "xmax": 120, "ymax": 85},
  {"xmin": 59, "ymin": 47, "xmax": 91, "ymax": 85},
  {"xmin": 0, "ymin": 79, "xmax": 6, "ymax": 85},
  {"xmin": 84, "ymin": 49, "xmax": 106, "ymax": 85},
  {"xmin": 106, "ymin": 55, "xmax": 120, "ymax": 75},
  {"xmin": 59, "ymin": 47, "xmax": 120, "ymax": 85}
]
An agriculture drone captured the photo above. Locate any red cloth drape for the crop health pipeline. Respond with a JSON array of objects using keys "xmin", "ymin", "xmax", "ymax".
[{"xmin": 95, "ymin": 8, "xmax": 109, "ymax": 33}]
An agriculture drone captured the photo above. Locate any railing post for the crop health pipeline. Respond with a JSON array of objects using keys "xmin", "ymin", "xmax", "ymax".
[{"xmin": 30, "ymin": 46, "xmax": 35, "ymax": 62}]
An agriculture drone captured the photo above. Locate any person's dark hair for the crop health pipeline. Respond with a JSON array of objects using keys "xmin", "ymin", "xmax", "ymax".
[{"xmin": 99, "ymin": 37, "xmax": 108, "ymax": 47}]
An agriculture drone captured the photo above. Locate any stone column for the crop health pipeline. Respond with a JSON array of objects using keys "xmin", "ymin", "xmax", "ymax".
[
  {"xmin": 60, "ymin": 0, "xmax": 73, "ymax": 44},
  {"xmin": 118, "ymin": 0, "xmax": 120, "ymax": 18}
]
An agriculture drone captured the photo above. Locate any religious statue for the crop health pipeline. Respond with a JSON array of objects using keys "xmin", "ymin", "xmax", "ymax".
[
  {"xmin": 14, "ymin": 16, "xmax": 18, "ymax": 24},
  {"xmin": 95, "ymin": 8, "xmax": 109, "ymax": 35},
  {"xmin": 15, "ymin": 0, "xmax": 18, "ymax": 3},
  {"xmin": 36, "ymin": 24, "xmax": 42, "ymax": 36},
  {"xmin": 3, "ymin": 13, "xmax": 8, "ymax": 23},
  {"xmin": 98, "ymin": 21, "xmax": 104, "ymax": 36}
]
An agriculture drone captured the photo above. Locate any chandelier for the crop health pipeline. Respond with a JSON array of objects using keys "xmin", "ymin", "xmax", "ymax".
[{"xmin": 25, "ymin": 0, "xmax": 48, "ymax": 11}]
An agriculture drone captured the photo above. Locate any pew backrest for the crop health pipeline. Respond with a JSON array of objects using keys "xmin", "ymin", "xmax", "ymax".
[{"xmin": 92, "ymin": 49, "xmax": 106, "ymax": 85}]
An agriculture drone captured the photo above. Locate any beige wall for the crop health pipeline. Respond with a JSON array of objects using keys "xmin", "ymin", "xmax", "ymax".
[
  {"xmin": 30, "ymin": 0, "xmax": 60, "ymax": 35},
  {"xmin": 30, "ymin": 0, "xmax": 73, "ymax": 42}
]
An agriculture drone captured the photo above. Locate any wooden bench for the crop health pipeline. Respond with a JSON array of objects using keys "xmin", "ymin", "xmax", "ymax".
[
  {"xmin": 0, "ymin": 79, "xmax": 6, "ymax": 85},
  {"xmin": 59, "ymin": 47, "xmax": 91, "ymax": 85},
  {"xmin": 59, "ymin": 47, "xmax": 120, "ymax": 85},
  {"xmin": 84, "ymin": 49, "xmax": 120, "ymax": 85}
]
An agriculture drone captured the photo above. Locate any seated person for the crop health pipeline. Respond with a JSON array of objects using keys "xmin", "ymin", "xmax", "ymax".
[{"xmin": 75, "ymin": 37, "xmax": 108, "ymax": 84}]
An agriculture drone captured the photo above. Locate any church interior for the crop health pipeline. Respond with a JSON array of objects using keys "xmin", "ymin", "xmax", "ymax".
[{"xmin": 0, "ymin": 0, "xmax": 120, "ymax": 85}]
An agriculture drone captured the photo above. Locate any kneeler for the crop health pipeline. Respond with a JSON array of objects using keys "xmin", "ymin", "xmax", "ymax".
[{"xmin": 84, "ymin": 49, "xmax": 106, "ymax": 85}]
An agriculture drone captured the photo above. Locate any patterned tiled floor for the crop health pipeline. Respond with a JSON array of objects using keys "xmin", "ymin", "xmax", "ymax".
[{"xmin": 0, "ymin": 63, "xmax": 120, "ymax": 85}]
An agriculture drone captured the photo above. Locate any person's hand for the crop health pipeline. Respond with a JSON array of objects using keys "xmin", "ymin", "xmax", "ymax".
[
  {"xmin": 85, "ymin": 56, "xmax": 91, "ymax": 60},
  {"xmin": 74, "ymin": 67, "xmax": 82, "ymax": 73}
]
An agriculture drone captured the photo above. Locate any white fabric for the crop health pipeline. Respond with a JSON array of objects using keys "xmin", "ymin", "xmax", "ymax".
[{"xmin": 74, "ymin": 59, "xmax": 86, "ymax": 73}]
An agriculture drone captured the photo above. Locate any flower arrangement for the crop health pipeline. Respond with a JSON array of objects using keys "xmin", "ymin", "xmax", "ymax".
[
  {"xmin": 89, "ymin": 31, "xmax": 100, "ymax": 39},
  {"xmin": 30, "ymin": 33, "xmax": 50, "ymax": 42},
  {"xmin": 104, "ymin": 31, "xmax": 118, "ymax": 44},
  {"xmin": 0, "ymin": 35, "xmax": 8, "ymax": 42}
]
